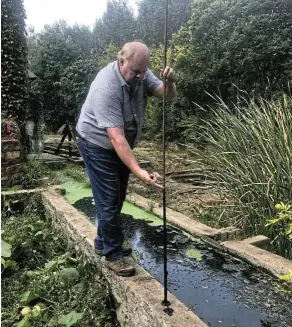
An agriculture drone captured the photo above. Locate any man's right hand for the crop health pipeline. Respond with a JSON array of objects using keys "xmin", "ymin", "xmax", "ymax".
[{"xmin": 135, "ymin": 169, "xmax": 164, "ymax": 190}]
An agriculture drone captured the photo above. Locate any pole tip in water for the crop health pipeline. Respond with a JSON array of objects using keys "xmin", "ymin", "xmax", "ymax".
[{"xmin": 161, "ymin": 299, "xmax": 171, "ymax": 307}]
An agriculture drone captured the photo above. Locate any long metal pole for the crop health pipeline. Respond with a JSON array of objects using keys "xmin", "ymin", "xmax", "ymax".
[{"xmin": 161, "ymin": 0, "xmax": 173, "ymax": 315}]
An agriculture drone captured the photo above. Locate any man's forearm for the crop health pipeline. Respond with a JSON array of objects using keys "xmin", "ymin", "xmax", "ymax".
[{"xmin": 110, "ymin": 135, "xmax": 141, "ymax": 175}]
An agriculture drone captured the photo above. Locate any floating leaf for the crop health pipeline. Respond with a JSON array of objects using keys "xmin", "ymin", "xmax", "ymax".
[
  {"xmin": 185, "ymin": 248, "xmax": 203, "ymax": 261},
  {"xmin": 58, "ymin": 311, "xmax": 83, "ymax": 327},
  {"xmin": 1, "ymin": 240, "xmax": 12, "ymax": 258}
]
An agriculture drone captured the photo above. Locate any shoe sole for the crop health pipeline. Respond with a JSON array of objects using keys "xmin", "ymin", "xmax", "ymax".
[
  {"xmin": 117, "ymin": 268, "xmax": 136, "ymax": 277},
  {"xmin": 95, "ymin": 248, "xmax": 133, "ymax": 256}
]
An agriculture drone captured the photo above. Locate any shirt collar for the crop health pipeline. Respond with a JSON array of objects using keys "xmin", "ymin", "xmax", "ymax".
[{"xmin": 113, "ymin": 60, "xmax": 127, "ymax": 87}]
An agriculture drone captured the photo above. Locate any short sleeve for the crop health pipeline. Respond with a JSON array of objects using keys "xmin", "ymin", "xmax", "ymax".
[
  {"xmin": 91, "ymin": 86, "xmax": 124, "ymax": 129},
  {"xmin": 145, "ymin": 69, "xmax": 163, "ymax": 97}
]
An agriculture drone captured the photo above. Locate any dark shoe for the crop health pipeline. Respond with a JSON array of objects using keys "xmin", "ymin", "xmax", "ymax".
[
  {"xmin": 95, "ymin": 247, "xmax": 132, "ymax": 256},
  {"xmin": 105, "ymin": 257, "xmax": 135, "ymax": 277}
]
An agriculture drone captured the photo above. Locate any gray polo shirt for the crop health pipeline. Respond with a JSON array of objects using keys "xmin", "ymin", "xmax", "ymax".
[{"xmin": 76, "ymin": 60, "xmax": 162, "ymax": 150}]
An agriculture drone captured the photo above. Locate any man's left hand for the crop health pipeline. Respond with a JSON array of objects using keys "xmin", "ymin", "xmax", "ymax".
[{"xmin": 160, "ymin": 66, "xmax": 176, "ymax": 83}]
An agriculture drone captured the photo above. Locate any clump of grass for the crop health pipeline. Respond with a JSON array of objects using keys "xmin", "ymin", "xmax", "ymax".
[{"xmin": 197, "ymin": 94, "xmax": 292, "ymax": 258}]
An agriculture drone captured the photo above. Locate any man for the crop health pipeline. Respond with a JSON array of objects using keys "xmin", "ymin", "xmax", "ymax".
[{"xmin": 77, "ymin": 41, "xmax": 176, "ymax": 277}]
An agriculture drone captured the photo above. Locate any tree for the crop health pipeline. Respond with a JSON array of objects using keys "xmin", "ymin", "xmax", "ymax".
[
  {"xmin": 1, "ymin": 0, "xmax": 28, "ymax": 123},
  {"xmin": 28, "ymin": 21, "xmax": 96, "ymax": 130},
  {"xmin": 173, "ymin": 0, "xmax": 292, "ymax": 106},
  {"xmin": 136, "ymin": 0, "xmax": 193, "ymax": 46},
  {"xmin": 58, "ymin": 59, "xmax": 98, "ymax": 126},
  {"xmin": 93, "ymin": 0, "xmax": 137, "ymax": 50}
]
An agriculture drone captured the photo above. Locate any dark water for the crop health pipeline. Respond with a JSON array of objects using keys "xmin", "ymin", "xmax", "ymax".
[{"xmin": 74, "ymin": 197, "xmax": 292, "ymax": 327}]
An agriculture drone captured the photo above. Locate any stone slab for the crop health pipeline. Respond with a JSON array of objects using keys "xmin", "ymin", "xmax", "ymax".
[
  {"xmin": 2, "ymin": 185, "xmax": 63, "ymax": 196},
  {"xmin": 41, "ymin": 189, "xmax": 207, "ymax": 327},
  {"xmin": 221, "ymin": 240, "xmax": 292, "ymax": 277},
  {"xmin": 128, "ymin": 193, "xmax": 224, "ymax": 238}
]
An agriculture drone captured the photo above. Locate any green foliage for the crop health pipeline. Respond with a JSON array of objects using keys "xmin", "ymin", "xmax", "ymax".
[
  {"xmin": 173, "ymin": 0, "xmax": 292, "ymax": 105},
  {"xmin": 1, "ymin": 240, "xmax": 12, "ymax": 258},
  {"xmin": 97, "ymin": 43, "xmax": 120, "ymax": 68},
  {"xmin": 279, "ymin": 271, "xmax": 292, "ymax": 283},
  {"xmin": 266, "ymin": 203, "xmax": 292, "ymax": 255},
  {"xmin": 1, "ymin": 213, "xmax": 116, "ymax": 327},
  {"xmin": 198, "ymin": 95, "xmax": 292, "ymax": 258},
  {"xmin": 58, "ymin": 58, "xmax": 98, "ymax": 122},
  {"xmin": 1, "ymin": 238, "xmax": 18, "ymax": 273},
  {"xmin": 278, "ymin": 270, "xmax": 292, "ymax": 295},
  {"xmin": 20, "ymin": 291, "xmax": 40, "ymax": 305},
  {"xmin": 58, "ymin": 311, "xmax": 83, "ymax": 327},
  {"xmin": 22, "ymin": 160, "xmax": 55, "ymax": 189},
  {"xmin": 1, "ymin": 0, "xmax": 28, "ymax": 122}
]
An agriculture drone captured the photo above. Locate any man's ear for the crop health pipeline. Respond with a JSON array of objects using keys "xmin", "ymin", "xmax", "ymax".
[{"xmin": 119, "ymin": 58, "xmax": 125, "ymax": 66}]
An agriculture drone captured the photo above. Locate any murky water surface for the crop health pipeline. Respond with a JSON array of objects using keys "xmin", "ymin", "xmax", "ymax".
[{"xmin": 73, "ymin": 196, "xmax": 291, "ymax": 327}]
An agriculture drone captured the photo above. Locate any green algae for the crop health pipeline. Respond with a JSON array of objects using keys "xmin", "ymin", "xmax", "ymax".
[
  {"xmin": 122, "ymin": 201, "xmax": 163, "ymax": 226},
  {"xmin": 62, "ymin": 180, "xmax": 93, "ymax": 204},
  {"xmin": 55, "ymin": 171, "xmax": 92, "ymax": 205},
  {"xmin": 185, "ymin": 248, "xmax": 203, "ymax": 261}
]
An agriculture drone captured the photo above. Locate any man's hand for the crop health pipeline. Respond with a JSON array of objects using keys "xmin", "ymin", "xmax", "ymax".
[
  {"xmin": 153, "ymin": 66, "xmax": 177, "ymax": 101},
  {"xmin": 160, "ymin": 66, "xmax": 176, "ymax": 83},
  {"xmin": 136, "ymin": 169, "xmax": 164, "ymax": 190}
]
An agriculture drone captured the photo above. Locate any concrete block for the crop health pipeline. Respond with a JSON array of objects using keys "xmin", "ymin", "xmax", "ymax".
[
  {"xmin": 221, "ymin": 240, "xmax": 292, "ymax": 278},
  {"xmin": 242, "ymin": 235, "xmax": 270, "ymax": 250}
]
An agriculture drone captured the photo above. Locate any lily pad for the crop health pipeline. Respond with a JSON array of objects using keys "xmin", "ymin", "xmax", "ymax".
[{"xmin": 185, "ymin": 248, "xmax": 203, "ymax": 261}]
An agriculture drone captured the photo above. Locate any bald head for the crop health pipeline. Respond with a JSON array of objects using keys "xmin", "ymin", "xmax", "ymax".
[
  {"xmin": 118, "ymin": 42, "xmax": 150, "ymax": 85},
  {"xmin": 117, "ymin": 42, "xmax": 150, "ymax": 62}
]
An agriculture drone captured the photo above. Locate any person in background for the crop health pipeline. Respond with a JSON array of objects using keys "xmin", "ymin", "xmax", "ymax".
[{"xmin": 77, "ymin": 41, "xmax": 177, "ymax": 276}]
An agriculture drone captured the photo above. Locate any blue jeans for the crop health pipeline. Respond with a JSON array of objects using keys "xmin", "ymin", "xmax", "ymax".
[{"xmin": 77, "ymin": 137, "xmax": 130, "ymax": 261}]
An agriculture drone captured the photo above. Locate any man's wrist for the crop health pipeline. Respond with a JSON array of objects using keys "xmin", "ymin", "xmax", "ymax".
[{"xmin": 166, "ymin": 77, "xmax": 177, "ymax": 83}]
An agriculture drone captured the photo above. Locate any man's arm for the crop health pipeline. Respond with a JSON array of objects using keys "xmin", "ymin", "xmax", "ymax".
[
  {"xmin": 107, "ymin": 127, "xmax": 163, "ymax": 190},
  {"xmin": 152, "ymin": 66, "xmax": 177, "ymax": 101}
]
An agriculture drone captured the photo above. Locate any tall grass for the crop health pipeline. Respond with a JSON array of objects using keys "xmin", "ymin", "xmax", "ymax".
[{"xmin": 197, "ymin": 94, "xmax": 292, "ymax": 258}]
